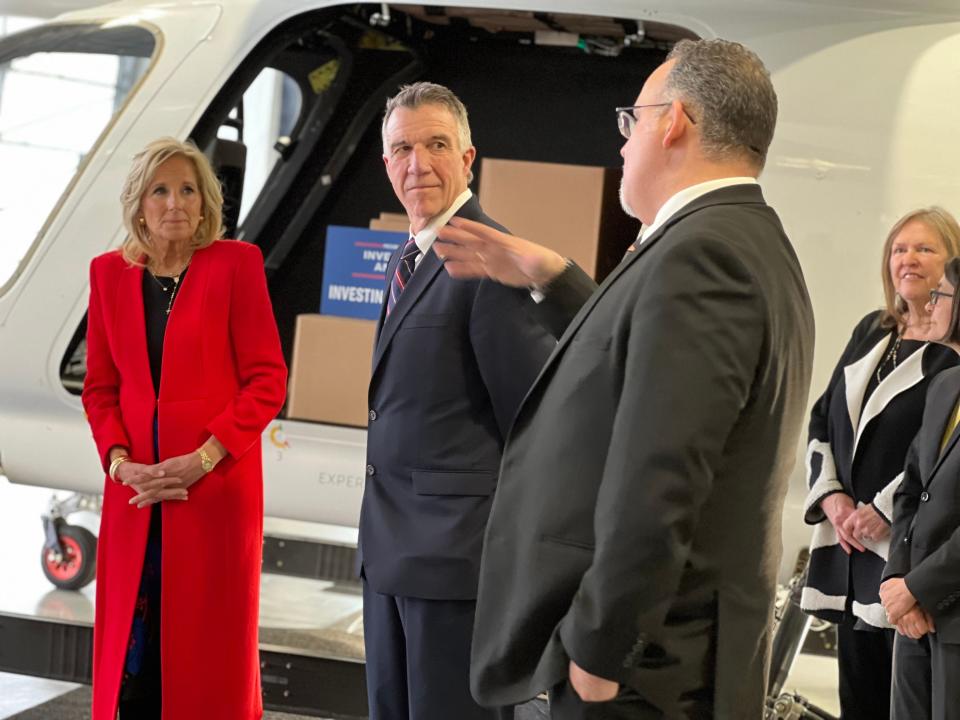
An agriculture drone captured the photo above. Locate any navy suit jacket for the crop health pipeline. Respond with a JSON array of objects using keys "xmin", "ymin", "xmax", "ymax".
[{"xmin": 358, "ymin": 195, "xmax": 556, "ymax": 600}]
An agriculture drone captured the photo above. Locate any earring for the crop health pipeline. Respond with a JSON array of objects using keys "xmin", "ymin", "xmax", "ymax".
[
  {"xmin": 199, "ymin": 215, "xmax": 205, "ymax": 221},
  {"xmin": 894, "ymin": 292, "xmax": 908, "ymax": 314},
  {"xmin": 138, "ymin": 217, "xmax": 145, "ymax": 224}
]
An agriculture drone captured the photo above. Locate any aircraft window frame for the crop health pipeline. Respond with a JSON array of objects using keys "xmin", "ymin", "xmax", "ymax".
[
  {"xmin": 60, "ymin": 12, "xmax": 342, "ymax": 395},
  {"xmin": 0, "ymin": 21, "xmax": 161, "ymax": 299}
]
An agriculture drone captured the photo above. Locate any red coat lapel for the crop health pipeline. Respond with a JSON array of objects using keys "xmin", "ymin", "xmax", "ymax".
[{"xmin": 112, "ymin": 259, "xmax": 153, "ymax": 397}]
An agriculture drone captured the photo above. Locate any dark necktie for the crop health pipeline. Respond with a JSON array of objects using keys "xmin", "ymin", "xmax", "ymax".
[{"xmin": 386, "ymin": 237, "xmax": 419, "ymax": 316}]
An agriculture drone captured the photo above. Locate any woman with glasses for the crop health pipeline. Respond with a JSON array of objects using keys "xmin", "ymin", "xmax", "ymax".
[
  {"xmin": 881, "ymin": 255, "xmax": 960, "ymax": 720},
  {"xmin": 800, "ymin": 207, "xmax": 960, "ymax": 720}
]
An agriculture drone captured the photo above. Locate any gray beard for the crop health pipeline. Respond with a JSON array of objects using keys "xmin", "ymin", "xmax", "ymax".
[{"xmin": 619, "ymin": 178, "xmax": 637, "ymax": 219}]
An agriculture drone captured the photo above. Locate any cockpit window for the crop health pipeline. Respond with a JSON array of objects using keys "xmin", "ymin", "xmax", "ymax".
[{"xmin": 0, "ymin": 23, "xmax": 156, "ymax": 293}]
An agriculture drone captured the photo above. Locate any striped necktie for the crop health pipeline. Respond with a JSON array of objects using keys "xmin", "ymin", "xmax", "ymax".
[{"xmin": 386, "ymin": 237, "xmax": 419, "ymax": 316}]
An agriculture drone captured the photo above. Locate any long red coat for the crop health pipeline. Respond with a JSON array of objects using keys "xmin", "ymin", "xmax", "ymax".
[{"xmin": 82, "ymin": 240, "xmax": 287, "ymax": 720}]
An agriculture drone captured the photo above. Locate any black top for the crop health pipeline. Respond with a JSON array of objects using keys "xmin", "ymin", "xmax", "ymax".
[
  {"xmin": 864, "ymin": 335, "xmax": 925, "ymax": 403},
  {"xmin": 142, "ymin": 266, "xmax": 188, "ymax": 396}
]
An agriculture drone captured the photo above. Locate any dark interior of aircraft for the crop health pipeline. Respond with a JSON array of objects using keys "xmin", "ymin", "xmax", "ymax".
[{"xmin": 61, "ymin": 4, "xmax": 692, "ymax": 407}]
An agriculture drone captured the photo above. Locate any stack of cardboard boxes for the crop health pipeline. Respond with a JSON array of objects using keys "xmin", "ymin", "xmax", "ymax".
[{"xmin": 286, "ymin": 158, "xmax": 638, "ymax": 428}]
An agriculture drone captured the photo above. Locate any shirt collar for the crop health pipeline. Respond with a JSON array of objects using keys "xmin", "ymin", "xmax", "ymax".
[
  {"xmin": 639, "ymin": 177, "xmax": 758, "ymax": 243},
  {"xmin": 412, "ymin": 188, "xmax": 473, "ymax": 256}
]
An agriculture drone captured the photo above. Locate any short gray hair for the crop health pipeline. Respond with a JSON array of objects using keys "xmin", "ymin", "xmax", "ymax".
[
  {"xmin": 381, "ymin": 81, "xmax": 473, "ymax": 154},
  {"xmin": 665, "ymin": 39, "xmax": 777, "ymax": 171}
]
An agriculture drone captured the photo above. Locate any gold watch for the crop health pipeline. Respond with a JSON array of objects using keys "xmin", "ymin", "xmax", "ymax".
[{"xmin": 197, "ymin": 448, "xmax": 215, "ymax": 473}]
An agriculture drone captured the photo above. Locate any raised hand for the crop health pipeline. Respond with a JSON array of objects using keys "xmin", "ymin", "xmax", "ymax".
[{"xmin": 434, "ymin": 217, "xmax": 567, "ymax": 288}]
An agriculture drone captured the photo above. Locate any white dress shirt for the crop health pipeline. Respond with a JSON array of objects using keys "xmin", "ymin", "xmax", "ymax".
[
  {"xmin": 639, "ymin": 176, "xmax": 758, "ymax": 243},
  {"xmin": 409, "ymin": 188, "xmax": 473, "ymax": 269}
]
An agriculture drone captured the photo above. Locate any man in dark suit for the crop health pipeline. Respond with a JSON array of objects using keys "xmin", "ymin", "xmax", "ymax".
[
  {"xmin": 359, "ymin": 81, "xmax": 555, "ymax": 720},
  {"xmin": 435, "ymin": 40, "xmax": 815, "ymax": 719}
]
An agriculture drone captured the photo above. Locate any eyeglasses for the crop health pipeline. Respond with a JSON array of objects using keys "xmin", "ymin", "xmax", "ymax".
[
  {"xmin": 616, "ymin": 103, "xmax": 697, "ymax": 139},
  {"xmin": 930, "ymin": 288, "xmax": 954, "ymax": 305}
]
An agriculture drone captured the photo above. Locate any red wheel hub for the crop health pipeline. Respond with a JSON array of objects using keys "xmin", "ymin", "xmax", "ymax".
[{"xmin": 44, "ymin": 536, "xmax": 83, "ymax": 582}]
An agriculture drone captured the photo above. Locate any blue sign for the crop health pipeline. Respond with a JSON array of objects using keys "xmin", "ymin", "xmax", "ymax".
[{"xmin": 321, "ymin": 226, "xmax": 406, "ymax": 320}]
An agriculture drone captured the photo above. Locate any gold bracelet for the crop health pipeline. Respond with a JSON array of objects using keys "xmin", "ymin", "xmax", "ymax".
[{"xmin": 108, "ymin": 455, "xmax": 128, "ymax": 482}]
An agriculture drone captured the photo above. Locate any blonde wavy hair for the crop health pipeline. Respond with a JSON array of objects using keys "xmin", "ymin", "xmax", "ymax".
[
  {"xmin": 880, "ymin": 206, "xmax": 960, "ymax": 330},
  {"xmin": 119, "ymin": 137, "xmax": 224, "ymax": 265}
]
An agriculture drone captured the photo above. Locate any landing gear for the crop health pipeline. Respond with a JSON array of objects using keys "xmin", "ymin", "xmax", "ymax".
[
  {"xmin": 40, "ymin": 492, "xmax": 101, "ymax": 591},
  {"xmin": 766, "ymin": 692, "xmax": 838, "ymax": 720}
]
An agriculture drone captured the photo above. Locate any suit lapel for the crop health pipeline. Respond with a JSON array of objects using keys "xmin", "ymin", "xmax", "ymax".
[
  {"xmin": 158, "ymin": 245, "xmax": 210, "ymax": 400},
  {"xmin": 925, "ymin": 371, "xmax": 960, "ymax": 485},
  {"xmin": 850, "ymin": 340, "xmax": 926, "ymax": 460},
  {"xmin": 370, "ymin": 249, "xmax": 444, "ymax": 375},
  {"xmin": 372, "ymin": 248, "xmax": 402, "ymax": 360},
  {"xmin": 370, "ymin": 195, "xmax": 491, "ymax": 376},
  {"xmin": 842, "ymin": 334, "xmax": 887, "ymax": 437}
]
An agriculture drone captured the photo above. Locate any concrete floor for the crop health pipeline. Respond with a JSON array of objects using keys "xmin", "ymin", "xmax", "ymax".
[{"xmin": 0, "ymin": 475, "xmax": 840, "ymax": 718}]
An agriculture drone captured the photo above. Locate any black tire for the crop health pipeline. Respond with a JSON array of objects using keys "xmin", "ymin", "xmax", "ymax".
[{"xmin": 40, "ymin": 524, "xmax": 98, "ymax": 590}]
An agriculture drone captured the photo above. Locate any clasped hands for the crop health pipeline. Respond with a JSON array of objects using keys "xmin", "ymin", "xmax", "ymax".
[
  {"xmin": 114, "ymin": 452, "xmax": 207, "ymax": 508},
  {"xmin": 879, "ymin": 577, "xmax": 936, "ymax": 639},
  {"xmin": 821, "ymin": 493, "xmax": 889, "ymax": 555},
  {"xmin": 822, "ymin": 493, "xmax": 933, "ymax": 637}
]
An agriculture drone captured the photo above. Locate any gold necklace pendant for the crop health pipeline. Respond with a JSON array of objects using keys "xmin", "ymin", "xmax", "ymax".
[
  {"xmin": 164, "ymin": 275, "xmax": 182, "ymax": 315},
  {"xmin": 147, "ymin": 270, "xmax": 183, "ymax": 315}
]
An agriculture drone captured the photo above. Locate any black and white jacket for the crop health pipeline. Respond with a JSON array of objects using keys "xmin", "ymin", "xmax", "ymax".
[{"xmin": 801, "ymin": 310, "xmax": 957, "ymax": 628}]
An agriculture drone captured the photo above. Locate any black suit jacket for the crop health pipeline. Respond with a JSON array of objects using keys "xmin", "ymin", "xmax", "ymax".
[
  {"xmin": 470, "ymin": 184, "xmax": 815, "ymax": 719},
  {"xmin": 885, "ymin": 365, "xmax": 960, "ymax": 642},
  {"xmin": 358, "ymin": 195, "xmax": 556, "ymax": 600}
]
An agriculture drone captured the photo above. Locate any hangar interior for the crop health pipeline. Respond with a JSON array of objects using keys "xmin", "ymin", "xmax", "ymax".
[{"xmin": 0, "ymin": 3, "xmax": 840, "ymax": 719}]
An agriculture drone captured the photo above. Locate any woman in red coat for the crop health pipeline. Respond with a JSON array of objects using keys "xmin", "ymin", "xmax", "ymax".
[{"xmin": 82, "ymin": 137, "xmax": 287, "ymax": 719}]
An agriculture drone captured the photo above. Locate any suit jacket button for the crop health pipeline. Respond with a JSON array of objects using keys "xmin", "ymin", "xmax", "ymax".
[
  {"xmin": 920, "ymin": 491, "xmax": 930, "ymax": 502},
  {"xmin": 369, "ymin": 409, "xmax": 378, "ymax": 422},
  {"xmin": 366, "ymin": 464, "xmax": 376, "ymax": 477}
]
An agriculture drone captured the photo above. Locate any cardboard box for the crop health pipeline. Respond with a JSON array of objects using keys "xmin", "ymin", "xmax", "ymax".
[
  {"xmin": 369, "ymin": 212, "xmax": 410, "ymax": 233},
  {"xmin": 478, "ymin": 158, "xmax": 638, "ymax": 281},
  {"xmin": 287, "ymin": 314, "xmax": 376, "ymax": 427},
  {"xmin": 369, "ymin": 218, "xmax": 410, "ymax": 232}
]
